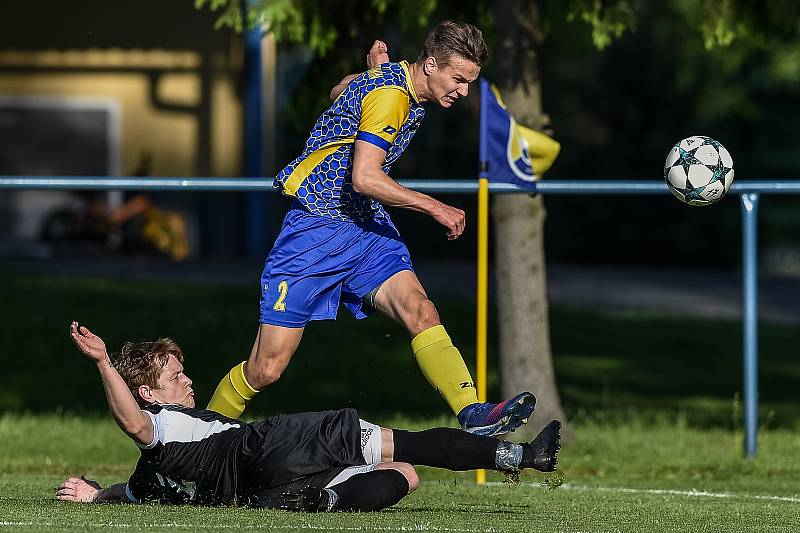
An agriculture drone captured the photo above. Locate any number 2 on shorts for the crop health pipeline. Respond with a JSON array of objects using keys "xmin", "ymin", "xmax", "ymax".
[{"xmin": 273, "ymin": 280, "xmax": 288, "ymax": 312}]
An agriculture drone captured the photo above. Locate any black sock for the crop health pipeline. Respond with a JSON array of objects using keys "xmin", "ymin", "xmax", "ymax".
[
  {"xmin": 391, "ymin": 428, "xmax": 498, "ymax": 470},
  {"xmin": 328, "ymin": 469, "xmax": 409, "ymax": 512}
]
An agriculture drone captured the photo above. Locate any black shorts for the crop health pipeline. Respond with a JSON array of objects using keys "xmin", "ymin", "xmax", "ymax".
[{"xmin": 238, "ymin": 408, "xmax": 366, "ymax": 507}]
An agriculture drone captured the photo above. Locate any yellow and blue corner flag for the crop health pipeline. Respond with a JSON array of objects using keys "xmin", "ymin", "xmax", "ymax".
[{"xmin": 479, "ymin": 79, "xmax": 561, "ymax": 190}]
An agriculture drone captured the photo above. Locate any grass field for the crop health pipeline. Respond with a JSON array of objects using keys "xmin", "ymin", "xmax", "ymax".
[
  {"xmin": 1, "ymin": 271, "xmax": 799, "ymax": 531},
  {"xmin": 2, "ymin": 414, "xmax": 800, "ymax": 532}
]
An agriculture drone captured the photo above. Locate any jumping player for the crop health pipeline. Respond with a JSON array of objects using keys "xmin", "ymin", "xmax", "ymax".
[
  {"xmin": 207, "ymin": 21, "xmax": 536, "ymax": 437},
  {"xmin": 58, "ymin": 323, "xmax": 561, "ymax": 511}
]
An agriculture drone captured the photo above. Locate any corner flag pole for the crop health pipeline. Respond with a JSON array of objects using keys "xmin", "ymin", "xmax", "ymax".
[{"xmin": 476, "ymin": 79, "xmax": 490, "ymax": 486}]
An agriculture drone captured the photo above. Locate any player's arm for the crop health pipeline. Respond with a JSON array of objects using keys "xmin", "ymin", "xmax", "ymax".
[
  {"xmin": 330, "ymin": 74, "xmax": 358, "ymax": 101},
  {"xmin": 351, "ymin": 84, "xmax": 465, "ymax": 239},
  {"xmin": 56, "ymin": 476, "xmax": 133, "ymax": 504},
  {"xmin": 330, "ymin": 40, "xmax": 390, "ymax": 100},
  {"xmin": 69, "ymin": 322, "xmax": 154, "ymax": 447},
  {"xmin": 352, "ymin": 141, "xmax": 465, "ymax": 240}
]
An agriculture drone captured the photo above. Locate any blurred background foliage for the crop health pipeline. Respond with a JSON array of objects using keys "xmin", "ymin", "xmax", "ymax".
[{"xmin": 197, "ymin": 0, "xmax": 800, "ymax": 267}]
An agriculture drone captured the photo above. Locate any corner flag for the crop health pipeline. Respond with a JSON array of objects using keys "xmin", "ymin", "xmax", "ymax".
[
  {"xmin": 474, "ymin": 78, "xmax": 560, "ymax": 485},
  {"xmin": 479, "ymin": 78, "xmax": 561, "ymax": 190}
]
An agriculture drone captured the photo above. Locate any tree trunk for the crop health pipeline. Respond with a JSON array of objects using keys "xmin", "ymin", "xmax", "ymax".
[{"xmin": 493, "ymin": 0, "xmax": 568, "ymax": 440}]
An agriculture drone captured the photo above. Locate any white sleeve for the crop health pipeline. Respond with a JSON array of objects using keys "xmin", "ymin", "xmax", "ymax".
[{"xmin": 136, "ymin": 410, "xmax": 160, "ymax": 450}]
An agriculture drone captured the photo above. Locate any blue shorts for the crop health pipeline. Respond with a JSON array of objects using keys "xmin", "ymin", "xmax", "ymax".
[{"xmin": 259, "ymin": 203, "xmax": 414, "ymax": 327}]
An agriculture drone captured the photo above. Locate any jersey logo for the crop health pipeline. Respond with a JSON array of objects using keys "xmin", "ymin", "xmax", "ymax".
[
  {"xmin": 360, "ymin": 427, "xmax": 374, "ymax": 449},
  {"xmin": 382, "ymin": 125, "xmax": 397, "ymax": 135}
]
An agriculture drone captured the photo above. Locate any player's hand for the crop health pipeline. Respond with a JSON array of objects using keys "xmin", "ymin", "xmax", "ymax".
[
  {"xmin": 430, "ymin": 201, "xmax": 466, "ymax": 240},
  {"xmin": 70, "ymin": 322, "xmax": 109, "ymax": 363},
  {"xmin": 366, "ymin": 40, "xmax": 389, "ymax": 68},
  {"xmin": 56, "ymin": 476, "xmax": 102, "ymax": 503},
  {"xmin": 331, "ymin": 40, "xmax": 390, "ymax": 100}
]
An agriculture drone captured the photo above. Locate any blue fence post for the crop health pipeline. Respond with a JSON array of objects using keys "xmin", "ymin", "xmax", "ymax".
[{"xmin": 740, "ymin": 192, "xmax": 760, "ymax": 458}]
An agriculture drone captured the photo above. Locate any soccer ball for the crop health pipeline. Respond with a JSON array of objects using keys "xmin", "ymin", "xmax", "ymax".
[{"xmin": 664, "ymin": 136, "xmax": 734, "ymax": 206}]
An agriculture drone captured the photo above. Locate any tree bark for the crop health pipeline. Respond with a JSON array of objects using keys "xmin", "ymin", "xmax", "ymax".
[{"xmin": 493, "ymin": 0, "xmax": 568, "ymax": 440}]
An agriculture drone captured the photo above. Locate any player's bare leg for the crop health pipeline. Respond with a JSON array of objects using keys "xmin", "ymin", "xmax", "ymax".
[
  {"xmin": 245, "ymin": 323, "xmax": 304, "ymax": 389},
  {"xmin": 372, "ymin": 270, "xmax": 535, "ymax": 436},
  {"xmin": 372, "ymin": 269, "xmax": 439, "ymax": 336},
  {"xmin": 207, "ymin": 324, "xmax": 304, "ymax": 418}
]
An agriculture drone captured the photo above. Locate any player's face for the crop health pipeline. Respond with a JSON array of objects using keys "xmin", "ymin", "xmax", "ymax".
[
  {"xmin": 153, "ymin": 355, "xmax": 195, "ymax": 407},
  {"xmin": 427, "ymin": 55, "xmax": 480, "ymax": 108}
]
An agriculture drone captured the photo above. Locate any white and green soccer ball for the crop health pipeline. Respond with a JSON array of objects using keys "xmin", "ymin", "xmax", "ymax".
[{"xmin": 664, "ymin": 135, "xmax": 734, "ymax": 206}]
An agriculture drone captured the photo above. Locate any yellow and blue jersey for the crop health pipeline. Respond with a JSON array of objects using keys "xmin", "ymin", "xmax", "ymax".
[{"xmin": 274, "ymin": 61, "xmax": 425, "ymax": 223}]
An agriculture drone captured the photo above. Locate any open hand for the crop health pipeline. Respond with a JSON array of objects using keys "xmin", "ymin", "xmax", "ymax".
[
  {"xmin": 70, "ymin": 322, "xmax": 109, "ymax": 363},
  {"xmin": 56, "ymin": 476, "xmax": 102, "ymax": 503}
]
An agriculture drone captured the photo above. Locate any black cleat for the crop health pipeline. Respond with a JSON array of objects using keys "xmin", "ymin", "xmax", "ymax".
[
  {"xmin": 279, "ymin": 485, "xmax": 332, "ymax": 512},
  {"xmin": 521, "ymin": 419, "xmax": 562, "ymax": 472}
]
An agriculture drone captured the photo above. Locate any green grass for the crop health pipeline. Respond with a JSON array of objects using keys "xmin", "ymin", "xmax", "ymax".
[
  {"xmin": 2, "ymin": 414, "xmax": 800, "ymax": 532},
  {"xmin": 2, "ymin": 271, "xmax": 800, "ymax": 531}
]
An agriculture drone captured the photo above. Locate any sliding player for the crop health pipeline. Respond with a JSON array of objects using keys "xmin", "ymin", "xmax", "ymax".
[{"xmin": 57, "ymin": 323, "xmax": 561, "ymax": 511}]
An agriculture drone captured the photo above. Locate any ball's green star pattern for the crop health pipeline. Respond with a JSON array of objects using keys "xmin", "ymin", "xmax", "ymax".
[
  {"xmin": 708, "ymin": 158, "xmax": 729, "ymax": 186},
  {"xmin": 665, "ymin": 136, "xmax": 733, "ymax": 206},
  {"xmin": 274, "ymin": 62, "xmax": 425, "ymax": 223},
  {"xmin": 673, "ymin": 146, "xmax": 703, "ymax": 177}
]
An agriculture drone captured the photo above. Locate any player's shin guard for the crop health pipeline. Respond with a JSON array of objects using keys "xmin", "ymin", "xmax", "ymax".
[
  {"xmin": 392, "ymin": 428, "xmax": 522, "ymax": 471},
  {"xmin": 206, "ymin": 362, "xmax": 258, "ymax": 419},
  {"xmin": 411, "ymin": 325, "xmax": 478, "ymax": 415},
  {"xmin": 328, "ymin": 469, "xmax": 409, "ymax": 512}
]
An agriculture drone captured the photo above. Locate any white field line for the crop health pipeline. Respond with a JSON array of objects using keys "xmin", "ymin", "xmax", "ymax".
[
  {"xmin": 486, "ymin": 482, "xmax": 800, "ymax": 503},
  {"xmin": 0, "ymin": 521, "xmax": 496, "ymax": 532},
  {"xmin": 2, "ymin": 485, "xmax": 798, "ymax": 531}
]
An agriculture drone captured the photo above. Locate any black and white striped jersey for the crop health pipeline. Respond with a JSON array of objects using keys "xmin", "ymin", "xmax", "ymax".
[{"xmin": 124, "ymin": 404, "xmax": 366, "ymax": 507}]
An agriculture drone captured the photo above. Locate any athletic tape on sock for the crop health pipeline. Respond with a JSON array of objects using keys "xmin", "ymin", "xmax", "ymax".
[{"xmin": 495, "ymin": 441, "xmax": 523, "ymax": 471}]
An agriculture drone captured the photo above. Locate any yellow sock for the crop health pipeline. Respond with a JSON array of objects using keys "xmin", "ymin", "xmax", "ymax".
[
  {"xmin": 206, "ymin": 362, "xmax": 258, "ymax": 418},
  {"xmin": 411, "ymin": 325, "xmax": 478, "ymax": 415}
]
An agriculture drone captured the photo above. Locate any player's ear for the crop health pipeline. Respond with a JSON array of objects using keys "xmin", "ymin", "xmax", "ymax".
[
  {"xmin": 423, "ymin": 56, "xmax": 437, "ymax": 76},
  {"xmin": 138, "ymin": 385, "xmax": 154, "ymax": 403}
]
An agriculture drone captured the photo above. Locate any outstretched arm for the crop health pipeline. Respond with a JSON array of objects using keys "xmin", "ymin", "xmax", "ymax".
[
  {"xmin": 352, "ymin": 141, "xmax": 466, "ymax": 240},
  {"xmin": 70, "ymin": 322, "xmax": 154, "ymax": 446},
  {"xmin": 330, "ymin": 40, "xmax": 390, "ymax": 100},
  {"xmin": 56, "ymin": 476, "xmax": 132, "ymax": 503}
]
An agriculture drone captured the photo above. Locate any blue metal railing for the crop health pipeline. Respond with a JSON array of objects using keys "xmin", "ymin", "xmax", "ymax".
[
  {"xmin": 3, "ymin": 175, "xmax": 799, "ymax": 458},
  {"xmin": 2, "ymin": 176, "xmax": 800, "ymax": 193}
]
